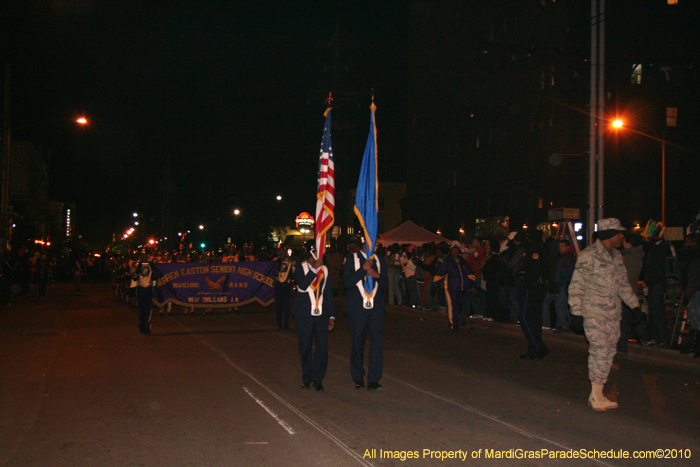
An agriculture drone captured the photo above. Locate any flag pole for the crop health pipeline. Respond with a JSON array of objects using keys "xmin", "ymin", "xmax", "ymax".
[{"xmin": 312, "ymin": 95, "xmax": 335, "ymax": 308}]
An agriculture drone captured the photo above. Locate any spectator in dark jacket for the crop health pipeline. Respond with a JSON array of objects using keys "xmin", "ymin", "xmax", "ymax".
[
  {"xmin": 681, "ymin": 233, "xmax": 700, "ymax": 357},
  {"xmin": 553, "ymin": 240, "xmax": 577, "ymax": 332},
  {"xmin": 643, "ymin": 237, "xmax": 669, "ymax": 347},
  {"xmin": 482, "ymin": 239, "xmax": 509, "ymax": 322},
  {"xmin": 618, "ymin": 234, "xmax": 651, "ymax": 353}
]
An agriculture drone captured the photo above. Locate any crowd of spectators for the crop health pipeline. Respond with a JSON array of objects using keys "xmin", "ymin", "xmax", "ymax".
[
  {"xmin": 5, "ymin": 220, "xmax": 700, "ymax": 358},
  {"xmin": 369, "ymin": 223, "xmax": 700, "ymax": 356}
]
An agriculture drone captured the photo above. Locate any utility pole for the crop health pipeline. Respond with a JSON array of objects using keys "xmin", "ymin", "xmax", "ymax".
[
  {"xmin": 596, "ymin": 0, "xmax": 606, "ymax": 223},
  {"xmin": 2, "ymin": 63, "xmax": 11, "ymax": 252},
  {"xmin": 588, "ymin": 0, "xmax": 605, "ymax": 244}
]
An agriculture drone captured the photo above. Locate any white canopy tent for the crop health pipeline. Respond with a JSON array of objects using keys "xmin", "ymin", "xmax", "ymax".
[{"xmin": 377, "ymin": 220, "xmax": 451, "ymax": 247}]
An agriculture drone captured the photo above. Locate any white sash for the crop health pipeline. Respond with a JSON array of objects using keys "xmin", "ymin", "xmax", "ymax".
[
  {"xmin": 297, "ymin": 262, "xmax": 327, "ymax": 316},
  {"xmin": 353, "ymin": 252, "xmax": 380, "ymax": 309}
]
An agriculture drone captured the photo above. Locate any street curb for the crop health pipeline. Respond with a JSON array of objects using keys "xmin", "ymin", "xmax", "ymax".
[{"xmin": 384, "ymin": 303, "xmax": 700, "ymax": 369}]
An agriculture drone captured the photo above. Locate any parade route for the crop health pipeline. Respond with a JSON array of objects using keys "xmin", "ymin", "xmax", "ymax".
[{"xmin": 1, "ymin": 283, "xmax": 699, "ymax": 466}]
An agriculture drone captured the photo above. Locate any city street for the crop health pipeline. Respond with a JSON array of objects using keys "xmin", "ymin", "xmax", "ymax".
[{"xmin": 1, "ymin": 282, "xmax": 699, "ymax": 467}]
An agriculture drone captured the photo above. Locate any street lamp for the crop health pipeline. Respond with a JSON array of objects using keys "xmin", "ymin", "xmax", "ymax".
[
  {"xmin": 1, "ymin": 108, "xmax": 91, "ymax": 251},
  {"xmin": 612, "ymin": 119, "xmax": 668, "ymax": 225}
]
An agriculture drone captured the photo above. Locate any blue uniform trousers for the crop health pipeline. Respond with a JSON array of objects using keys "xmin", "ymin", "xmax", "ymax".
[
  {"xmin": 646, "ymin": 282, "xmax": 669, "ymax": 344},
  {"xmin": 347, "ymin": 307, "xmax": 384, "ymax": 383},
  {"xmin": 447, "ymin": 290, "xmax": 465, "ymax": 329},
  {"xmin": 295, "ymin": 314, "xmax": 330, "ymax": 383},
  {"xmin": 274, "ymin": 281, "xmax": 292, "ymax": 327},
  {"xmin": 136, "ymin": 286, "xmax": 153, "ymax": 332},
  {"xmin": 519, "ymin": 283, "xmax": 548, "ymax": 356}
]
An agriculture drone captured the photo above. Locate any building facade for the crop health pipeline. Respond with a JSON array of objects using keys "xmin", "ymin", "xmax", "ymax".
[{"xmin": 405, "ymin": 0, "xmax": 699, "ymax": 238}]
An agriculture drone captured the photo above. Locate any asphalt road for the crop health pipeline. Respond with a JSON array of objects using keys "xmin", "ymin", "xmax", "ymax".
[{"xmin": 1, "ymin": 282, "xmax": 699, "ymax": 467}]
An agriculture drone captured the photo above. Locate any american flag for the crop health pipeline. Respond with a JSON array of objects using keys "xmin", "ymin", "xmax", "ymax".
[{"xmin": 312, "ymin": 108, "xmax": 334, "ymax": 289}]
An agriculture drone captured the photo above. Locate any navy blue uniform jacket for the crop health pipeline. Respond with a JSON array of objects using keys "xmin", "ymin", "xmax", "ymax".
[
  {"xmin": 342, "ymin": 252, "xmax": 389, "ymax": 312},
  {"xmin": 292, "ymin": 262, "xmax": 335, "ymax": 318}
]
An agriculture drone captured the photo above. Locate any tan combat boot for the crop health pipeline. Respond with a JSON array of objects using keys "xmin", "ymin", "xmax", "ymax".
[{"xmin": 588, "ymin": 381, "xmax": 618, "ymax": 411}]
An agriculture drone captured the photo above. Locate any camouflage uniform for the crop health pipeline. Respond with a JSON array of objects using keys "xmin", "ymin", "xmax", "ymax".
[{"xmin": 569, "ymin": 240, "xmax": 639, "ymax": 383}]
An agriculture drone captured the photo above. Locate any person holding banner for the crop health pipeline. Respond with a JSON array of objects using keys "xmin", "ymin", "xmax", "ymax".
[
  {"xmin": 343, "ymin": 240, "xmax": 389, "ymax": 391},
  {"xmin": 292, "ymin": 251, "xmax": 335, "ymax": 391},
  {"xmin": 133, "ymin": 251, "xmax": 160, "ymax": 335}
]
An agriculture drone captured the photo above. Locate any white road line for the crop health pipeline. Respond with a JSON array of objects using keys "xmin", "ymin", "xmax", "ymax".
[
  {"xmin": 243, "ymin": 386, "xmax": 296, "ymax": 435},
  {"xmin": 230, "ymin": 314, "xmax": 618, "ymax": 467},
  {"xmin": 170, "ymin": 318, "xmax": 374, "ymax": 467}
]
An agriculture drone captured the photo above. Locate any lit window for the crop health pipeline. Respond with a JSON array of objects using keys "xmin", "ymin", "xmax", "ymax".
[
  {"xmin": 631, "ymin": 64, "xmax": 642, "ymax": 84},
  {"xmin": 666, "ymin": 107, "xmax": 677, "ymax": 127}
]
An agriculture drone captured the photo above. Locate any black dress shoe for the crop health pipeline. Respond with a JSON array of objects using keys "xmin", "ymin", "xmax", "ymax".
[
  {"xmin": 313, "ymin": 380, "xmax": 324, "ymax": 391},
  {"xmin": 538, "ymin": 348, "xmax": 550, "ymax": 359},
  {"xmin": 301, "ymin": 381, "xmax": 310, "ymax": 389},
  {"xmin": 519, "ymin": 353, "xmax": 540, "ymax": 360},
  {"xmin": 367, "ymin": 382, "xmax": 383, "ymax": 391},
  {"xmin": 354, "ymin": 380, "xmax": 365, "ymax": 389}
]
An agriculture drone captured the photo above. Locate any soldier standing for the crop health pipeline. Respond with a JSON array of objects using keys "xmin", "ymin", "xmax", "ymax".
[{"xmin": 568, "ymin": 218, "xmax": 641, "ymax": 411}]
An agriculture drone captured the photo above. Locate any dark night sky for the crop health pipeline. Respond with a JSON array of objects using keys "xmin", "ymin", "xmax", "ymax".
[{"xmin": 2, "ymin": 0, "xmax": 408, "ymax": 242}]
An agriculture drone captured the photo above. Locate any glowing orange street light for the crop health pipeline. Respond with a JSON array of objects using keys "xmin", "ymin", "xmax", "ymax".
[
  {"xmin": 612, "ymin": 119, "xmax": 667, "ymax": 225},
  {"xmin": 148, "ymin": 239, "xmax": 155, "ymax": 245},
  {"xmin": 76, "ymin": 117, "xmax": 88, "ymax": 125}
]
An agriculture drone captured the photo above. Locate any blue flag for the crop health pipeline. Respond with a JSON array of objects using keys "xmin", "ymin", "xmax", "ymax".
[{"xmin": 354, "ymin": 103, "xmax": 378, "ymax": 294}]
